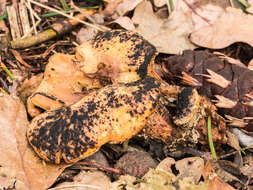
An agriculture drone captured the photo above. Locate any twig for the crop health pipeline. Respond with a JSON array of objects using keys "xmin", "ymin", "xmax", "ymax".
[
  {"xmin": 10, "ymin": 11, "xmax": 94, "ymax": 49},
  {"xmin": 70, "ymin": 0, "xmax": 96, "ymax": 24},
  {"xmin": 26, "ymin": 0, "xmax": 37, "ymax": 34},
  {"xmin": 60, "ymin": 0, "xmax": 70, "ymax": 11},
  {"xmin": 48, "ymin": 184, "xmax": 101, "ymax": 190},
  {"xmin": 77, "ymin": 161, "xmax": 122, "ymax": 174},
  {"xmin": 237, "ymin": 0, "xmax": 250, "ymax": 8},
  {"xmin": 219, "ymin": 144, "xmax": 253, "ymax": 159},
  {"xmin": 10, "ymin": 49, "xmax": 39, "ymax": 70},
  {"xmin": 207, "ymin": 116, "xmax": 217, "ymax": 162},
  {"xmin": 29, "ymin": 0, "xmax": 106, "ymax": 32}
]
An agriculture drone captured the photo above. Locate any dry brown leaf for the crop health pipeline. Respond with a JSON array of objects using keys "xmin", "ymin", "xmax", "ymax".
[
  {"xmin": 103, "ymin": 0, "xmax": 123, "ymax": 15},
  {"xmin": 203, "ymin": 161, "xmax": 238, "ymax": 190},
  {"xmin": 55, "ymin": 171, "xmax": 111, "ymax": 190},
  {"xmin": 112, "ymin": 16, "xmax": 135, "ymax": 30},
  {"xmin": 132, "ymin": 0, "xmax": 224, "ymax": 54},
  {"xmin": 17, "ymin": 73, "xmax": 43, "ymax": 103},
  {"xmin": 231, "ymin": 128, "xmax": 253, "ymax": 147},
  {"xmin": 76, "ymin": 14, "xmax": 104, "ymax": 44},
  {"xmin": 116, "ymin": 0, "xmax": 143, "ymax": 16},
  {"xmin": 153, "ymin": 0, "xmax": 167, "ymax": 7},
  {"xmin": 190, "ymin": 3, "xmax": 225, "ymax": 30},
  {"xmin": 207, "ymin": 176, "xmax": 236, "ymax": 190},
  {"xmin": 132, "ymin": 0, "xmax": 196, "ymax": 54},
  {"xmin": 240, "ymin": 154, "xmax": 253, "ymax": 178},
  {"xmin": 103, "ymin": 0, "xmax": 142, "ymax": 17},
  {"xmin": 248, "ymin": 58, "xmax": 253, "ymax": 71},
  {"xmin": 191, "ymin": 7, "xmax": 253, "ymax": 49},
  {"xmin": 175, "ymin": 157, "xmax": 204, "ymax": 184},
  {"xmin": 76, "ymin": 27, "xmax": 98, "ymax": 44},
  {"xmin": 156, "ymin": 157, "xmax": 175, "ymax": 173},
  {"xmin": 226, "ymin": 130, "xmax": 241, "ymax": 151},
  {"xmin": 0, "ymin": 95, "xmax": 67, "ymax": 190}
]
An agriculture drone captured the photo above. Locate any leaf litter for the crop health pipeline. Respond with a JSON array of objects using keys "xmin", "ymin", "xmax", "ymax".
[
  {"xmin": 131, "ymin": 0, "xmax": 225, "ymax": 54},
  {"xmin": 1, "ymin": 0, "xmax": 253, "ymax": 189},
  {"xmin": 0, "ymin": 95, "xmax": 67, "ymax": 190},
  {"xmin": 191, "ymin": 7, "xmax": 253, "ymax": 49}
]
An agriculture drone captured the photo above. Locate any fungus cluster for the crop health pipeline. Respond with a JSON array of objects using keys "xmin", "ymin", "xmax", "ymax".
[{"xmin": 27, "ymin": 30, "xmax": 227, "ymax": 164}]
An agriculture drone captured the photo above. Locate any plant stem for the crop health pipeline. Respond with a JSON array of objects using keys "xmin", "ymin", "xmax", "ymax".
[
  {"xmin": 1, "ymin": 63, "xmax": 14, "ymax": 80},
  {"xmin": 207, "ymin": 116, "xmax": 217, "ymax": 161}
]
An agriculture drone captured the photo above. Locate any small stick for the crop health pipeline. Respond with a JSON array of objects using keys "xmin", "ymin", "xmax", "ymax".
[
  {"xmin": 77, "ymin": 161, "xmax": 122, "ymax": 174},
  {"xmin": 10, "ymin": 11, "xmax": 94, "ymax": 49},
  {"xmin": 29, "ymin": 0, "xmax": 106, "ymax": 32},
  {"xmin": 26, "ymin": 0, "xmax": 38, "ymax": 34},
  {"xmin": 70, "ymin": 0, "xmax": 96, "ymax": 24},
  {"xmin": 10, "ymin": 49, "xmax": 38, "ymax": 70},
  {"xmin": 48, "ymin": 184, "xmax": 101, "ymax": 190}
]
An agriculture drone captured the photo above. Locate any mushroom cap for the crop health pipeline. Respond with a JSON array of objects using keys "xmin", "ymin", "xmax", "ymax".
[
  {"xmin": 27, "ymin": 77, "xmax": 162, "ymax": 164},
  {"xmin": 27, "ymin": 53, "xmax": 101, "ymax": 117},
  {"xmin": 76, "ymin": 30, "xmax": 157, "ymax": 83}
]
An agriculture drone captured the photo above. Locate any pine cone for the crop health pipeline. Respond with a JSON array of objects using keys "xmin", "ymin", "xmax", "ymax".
[{"xmin": 159, "ymin": 50, "xmax": 253, "ymax": 131}]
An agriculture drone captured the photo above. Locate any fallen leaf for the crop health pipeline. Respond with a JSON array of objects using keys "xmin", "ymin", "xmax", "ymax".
[
  {"xmin": 132, "ymin": 0, "xmax": 196, "ymax": 54},
  {"xmin": 132, "ymin": 0, "xmax": 224, "ymax": 54},
  {"xmin": 55, "ymin": 171, "xmax": 111, "ymax": 190},
  {"xmin": 116, "ymin": 0, "xmax": 143, "ymax": 16},
  {"xmin": 76, "ymin": 27, "xmax": 98, "ymax": 44},
  {"xmin": 240, "ymin": 154, "xmax": 253, "ymax": 178},
  {"xmin": 103, "ymin": 0, "xmax": 123, "ymax": 15},
  {"xmin": 248, "ymin": 58, "xmax": 253, "ymax": 71},
  {"xmin": 203, "ymin": 161, "xmax": 240, "ymax": 189},
  {"xmin": 208, "ymin": 176, "xmax": 236, "ymax": 190},
  {"xmin": 0, "ymin": 95, "xmax": 67, "ymax": 190},
  {"xmin": 191, "ymin": 7, "xmax": 253, "ymax": 49},
  {"xmin": 112, "ymin": 16, "xmax": 135, "ymax": 30},
  {"xmin": 153, "ymin": 0, "xmax": 167, "ymax": 8},
  {"xmin": 84, "ymin": 151, "xmax": 109, "ymax": 166},
  {"xmin": 156, "ymin": 157, "xmax": 175, "ymax": 173},
  {"xmin": 17, "ymin": 73, "xmax": 43, "ymax": 103},
  {"xmin": 191, "ymin": 3, "xmax": 225, "ymax": 30},
  {"xmin": 111, "ymin": 168, "xmax": 209, "ymax": 190},
  {"xmin": 176, "ymin": 157, "xmax": 204, "ymax": 184},
  {"xmin": 76, "ymin": 13, "xmax": 104, "ymax": 44},
  {"xmin": 103, "ymin": 0, "xmax": 142, "ymax": 17},
  {"xmin": 226, "ymin": 130, "xmax": 241, "ymax": 151},
  {"xmin": 231, "ymin": 128, "xmax": 253, "ymax": 147}
]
